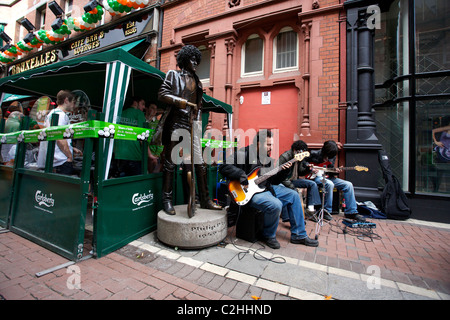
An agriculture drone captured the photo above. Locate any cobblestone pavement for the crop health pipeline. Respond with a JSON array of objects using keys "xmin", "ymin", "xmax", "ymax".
[{"xmin": 1, "ymin": 214, "xmax": 449, "ymax": 301}]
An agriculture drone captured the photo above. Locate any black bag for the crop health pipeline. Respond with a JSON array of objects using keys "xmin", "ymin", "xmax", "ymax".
[{"xmin": 378, "ymin": 150, "xmax": 412, "ymax": 220}]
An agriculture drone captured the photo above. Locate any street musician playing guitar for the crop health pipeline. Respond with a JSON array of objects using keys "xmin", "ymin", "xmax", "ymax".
[
  {"xmin": 306, "ymin": 140, "xmax": 367, "ymax": 222},
  {"xmin": 219, "ymin": 130, "xmax": 319, "ymax": 249}
]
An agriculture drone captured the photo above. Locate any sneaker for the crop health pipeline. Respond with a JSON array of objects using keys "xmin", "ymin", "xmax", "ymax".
[
  {"xmin": 264, "ymin": 237, "xmax": 281, "ymax": 249},
  {"xmin": 344, "ymin": 213, "xmax": 366, "ymax": 222},
  {"xmin": 290, "ymin": 236, "xmax": 319, "ymax": 247}
]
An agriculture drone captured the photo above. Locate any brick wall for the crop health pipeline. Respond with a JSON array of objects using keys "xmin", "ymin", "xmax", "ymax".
[
  {"xmin": 159, "ymin": 0, "xmax": 344, "ymax": 146},
  {"xmin": 159, "ymin": 0, "xmax": 269, "ymax": 72},
  {"xmin": 317, "ymin": 11, "xmax": 340, "ymax": 142}
]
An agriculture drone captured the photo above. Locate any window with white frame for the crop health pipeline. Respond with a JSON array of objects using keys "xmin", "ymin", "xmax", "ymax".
[
  {"xmin": 241, "ymin": 34, "xmax": 264, "ymax": 76},
  {"xmin": 196, "ymin": 45, "xmax": 210, "ymax": 81},
  {"xmin": 273, "ymin": 27, "xmax": 298, "ymax": 72}
]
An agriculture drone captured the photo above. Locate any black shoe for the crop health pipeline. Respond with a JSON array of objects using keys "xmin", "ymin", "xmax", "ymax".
[
  {"xmin": 163, "ymin": 201, "xmax": 176, "ymax": 215},
  {"xmin": 291, "ymin": 236, "xmax": 319, "ymax": 247},
  {"xmin": 264, "ymin": 237, "xmax": 280, "ymax": 249},
  {"xmin": 344, "ymin": 213, "xmax": 366, "ymax": 222}
]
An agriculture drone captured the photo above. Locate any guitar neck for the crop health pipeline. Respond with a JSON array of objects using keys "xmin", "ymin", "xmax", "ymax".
[
  {"xmin": 313, "ymin": 166, "xmax": 358, "ymax": 173},
  {"xmin": 255, "ymin": 158, "xmax": 296, "ymax": 184}
]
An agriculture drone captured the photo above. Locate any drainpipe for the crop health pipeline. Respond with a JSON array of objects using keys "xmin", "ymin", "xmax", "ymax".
[{"xmin": 156, "ymin": 0, "xmax": 165, "ymax": 70}]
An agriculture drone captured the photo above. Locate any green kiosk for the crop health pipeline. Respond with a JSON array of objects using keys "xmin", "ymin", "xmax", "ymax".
[{"xmin": 0, "ymin": 47, "xmax": 232, "ymax": 263}]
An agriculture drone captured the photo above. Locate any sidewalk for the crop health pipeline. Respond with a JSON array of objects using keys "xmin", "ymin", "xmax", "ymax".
[{"xmin": 1, "ymin": 214, "xmax": 449, "ymax": 300}]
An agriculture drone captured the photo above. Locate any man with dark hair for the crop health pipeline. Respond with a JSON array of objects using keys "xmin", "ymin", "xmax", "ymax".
[
  {"xmin": 279, "ymin": 140, "xmax": 329, "ymax": 221},
  {"xmin": 307, "ymin": 140, "xmax": 365, "ymax": 221},
  {"xmin": 157, "ymin": 44, "xmax": 221, "ymax": 215},
  {"xmin": 219, "ymin": 130, "xmax": 319, "ymax": 249}
]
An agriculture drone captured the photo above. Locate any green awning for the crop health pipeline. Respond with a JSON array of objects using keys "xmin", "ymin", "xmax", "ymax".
[
  {"xmin": 202, "ymin": 94, "xmax": 232, "ymax": 114},
  {"xmin": 0, "ymin": 47, "xmax": 165, "ymax": 108},
  {"xmin": 119, "ymin": 39, "xmax": 145, "ymax": 52}
]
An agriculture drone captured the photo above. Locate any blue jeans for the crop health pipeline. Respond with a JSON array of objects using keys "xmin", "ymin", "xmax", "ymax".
[
  {"xmin": 292, "ymin": 178, "xmax": 322, "ymax": 207},
  {"xmin": 248, "ymin": 184, "xmax": 307, "ymax": 240},
  {"xmin": 313, "ymin": 176, "xmax": 357, "ymax": 214}
]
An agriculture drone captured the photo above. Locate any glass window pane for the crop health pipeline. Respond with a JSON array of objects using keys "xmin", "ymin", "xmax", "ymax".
[
  {"xmin": 415, "ymin": 0, "xmax": 450, "ymax": 73},
  {"xmin": 415, "ymin": 100, "xmax": 450, "ymax": 194},
  {"xmin": 374, "ymin": 102, "xmax": 407, "ymax": 189},
  {"xmin": 276, "ymin": 30, "xmax": 297, "ymax": 69},
  {"xmin": 244, "ymin": 37, "xmax": 263, "ymax": 74},
  {"xmin": 196, "ymin": 48, "xmax": 210, "ymax": 80}
]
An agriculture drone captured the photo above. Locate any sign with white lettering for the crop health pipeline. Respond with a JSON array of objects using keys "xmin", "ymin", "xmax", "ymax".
[{"xmin": 8, "ymin": 10, "xmax": 154, "ymax": 75}]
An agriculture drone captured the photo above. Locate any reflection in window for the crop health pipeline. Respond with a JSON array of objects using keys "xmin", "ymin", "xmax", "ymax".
[
  {"xmin": 242, "ymin": 34, "xmax": 263, "ymax": 76},
  {"xmin": 415, "ymin": 0, "xmax": 450, "ymax": 73},
  {"xmin": 196, "ymin": 46, "xmax": 210, "ymax": 81},
  {"xmin": 415, "ymin": 100, "xmax": 450, "ymax": 194}
]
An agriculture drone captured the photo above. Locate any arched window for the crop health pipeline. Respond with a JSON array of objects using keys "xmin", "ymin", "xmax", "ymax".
[
  {"xmin": 273, "ymin": 27, "xmax": 298, "ymax": 72},
  {"xmin": 241, "ymin": 34, "xmax": 264, "ymax": 76}
]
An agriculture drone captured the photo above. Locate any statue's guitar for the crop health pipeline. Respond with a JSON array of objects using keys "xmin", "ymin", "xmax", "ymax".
[{"xmin": 228, "ymin": 151, "xmax": 310, "ymax": 206}]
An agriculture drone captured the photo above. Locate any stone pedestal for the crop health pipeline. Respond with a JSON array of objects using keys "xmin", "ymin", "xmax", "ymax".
[{"xmin": 157, "ymin": 205, "xmax": 227, "ymax": 249}]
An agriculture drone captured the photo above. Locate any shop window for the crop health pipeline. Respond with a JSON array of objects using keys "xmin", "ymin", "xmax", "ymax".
[
  {"xmin": 273, "ymin": 27, "xmax": 298, "ymax": 72},
  {"xmin": 415, "ymin": 0, "xmax": 450, "ymax": 73},
  {"xmin": 196, "ymin": 45, "xmax": 210, "ymax": 81},
  {"xmin": 415, "ymin": 100, "xmax": 450, "ymax": 194},
  {"xmin": 241, "ymin": 34, "xmax": 263, "ymax": 77}
]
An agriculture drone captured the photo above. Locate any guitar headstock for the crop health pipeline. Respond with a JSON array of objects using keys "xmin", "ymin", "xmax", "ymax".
[
  {"xmin": 294, "ymin": 151, "xmax": 310, "ymax": 162},
  {"xmin": 354, "ymin": 165, "xmax": 369, "ymax": 172}
]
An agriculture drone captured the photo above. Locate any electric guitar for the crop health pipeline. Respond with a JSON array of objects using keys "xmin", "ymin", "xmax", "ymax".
[
  {"xmin": 306, "ymin": 162, "xmax": 368, "ymax": 179},
  {"xmin": 228, "ymin": 151, "xmax": 310, "ymax": 206}
]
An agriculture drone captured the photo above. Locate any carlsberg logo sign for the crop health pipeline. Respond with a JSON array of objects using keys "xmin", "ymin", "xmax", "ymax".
[
  {"xmin": 132, "ymin": 190, "xmax": 154, "ymax": 211},
  {"xmin": 35, "ymin": 190, "xmax": 55, "ymax": 207}
]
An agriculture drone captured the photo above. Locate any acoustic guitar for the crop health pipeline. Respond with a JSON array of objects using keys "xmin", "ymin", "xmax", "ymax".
[{"xmin": 228, "ymin": 151, "xmax": 310, "ymax": 206}]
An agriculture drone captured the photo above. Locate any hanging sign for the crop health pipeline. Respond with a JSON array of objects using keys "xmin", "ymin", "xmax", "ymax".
[
  {"xmin": 7, "ymin": 9, "xmax": 154, "ymax": 75},
  {"xmin": 9, "ymin": 50, "xmax": 59, "ymax": 75}
]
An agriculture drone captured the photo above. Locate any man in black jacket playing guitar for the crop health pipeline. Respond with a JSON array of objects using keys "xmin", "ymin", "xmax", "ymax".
[
  {"xmin": 307, "ymin": 140, "xmax": 365, "ymax": 222},
  {"xmin": 219, "ymin": 130, "xmax": 318, "ymax": 249}
]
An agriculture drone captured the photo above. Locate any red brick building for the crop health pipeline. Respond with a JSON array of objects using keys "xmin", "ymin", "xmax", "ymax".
[{"xmin": 158, "ymin": 0, "xmax": 345, "ymax": 155}]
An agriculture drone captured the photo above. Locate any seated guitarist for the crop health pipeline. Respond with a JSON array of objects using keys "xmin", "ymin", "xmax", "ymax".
[
  {"xmin": 219, "ymin": 130, "xmax": 319, "ymax": 249},
  {"xmin": 279, "ymin": 140, "xmax": 332, "ymax": 222},
  {"xmin": 307, "ymin": 140, "xmax": 365, "ymax": 222}
]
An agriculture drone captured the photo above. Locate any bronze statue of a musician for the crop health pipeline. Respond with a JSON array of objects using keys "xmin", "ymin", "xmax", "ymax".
[{"xmin": 157, "ymin": 45, "xmax": 221, "ymax": 216}]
